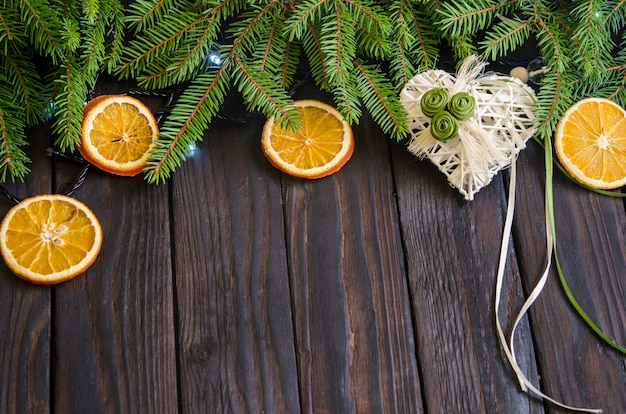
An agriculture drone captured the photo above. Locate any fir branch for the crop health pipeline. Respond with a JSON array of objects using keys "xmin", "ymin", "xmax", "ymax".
[
  {"xmin": 253, "ymin": 5, "xmax": 283, "ymax": 73},
  {"xmin": 285, "ymin": 0, "xmax": 330, "ymax": 40},
  {"xmin": 103, "ymin": 0, "xmax": 126, "ymax": 72},
  {"xmin": 533, "ymin": 69, "xmax": 575, "ymax": 140},
  {"xmin": 320, "ymin": 4, "xmax": 357, "ymax": 85},
  {"xmin": 387, "ymin": 1, "xmax": 440, "ymax": 88},
  {"xmin": 79, "ymin": 12, "xmax": 108, "ymax": 84},
  {"xmin": 278, "ymin": 41, "xmax": 301, "ymax": 89},
  {"xmin": 0, "ymin": 104, "xmax": 30, "ymax": 181},
  {"xmin": 389, "ymin": 38, "xmax": 415, "ymax": 90},
  {"xmin": 352, "ymin": 16, "xmax": 393, "ymax": 62},
  {"xmin": 602, "ymin": 0, "xmax": 626, "ymax": 33},
  {"xmin": 135, "ymin": 14, "xmax": 222, "ymax": 89},
  {"xmin": 232, "ymin": 55, "xmax": 301, "ymax": 129},
  {"xmin": 447, "ymin": 35, "xmax": 479, "ymax": 60},
  {"xmin": 330, "ymin": 69, "xmax": 362, "ymax": 125},
  {"xmin": 479, "ymin": 17, "xmax": 532, "ymax": 61},
  {"xmin": 146, "ymin": 66, "xmax": 232, "ymax": 183},
  {"xmin": 437, "ymin": 0, "xmax": 517, "ymax": 39},
  {"xmin": 51, "ymin": 52, "xmax": 89, "ymax": 151},
  {"xmin": 226, "ymin": 0, "xmax": 284, "ymax": 57},
  {"xmin": 125, "ymin": 0, "xmax": 180, "ymax": 33},
  {"xmin": 0, "ymin": 3, "xmax": 20, "ymax": 43},
  {"xmin": 248, "ymin": 8, "xmax": 300, "ymax": 89},
  {"xmin": 0, "ymin": 45, "xmax": 45, "ymax": 126},
  {"xmin": 534, "ymin": 14, "xmax": 570, "ymax": 73},
  {"xmin": 83, "ymin": 0, "xmax": 101, "ymax": 24},
  {"xmin": 302, "ymin": 21, "xmax": 330, "ymax": 90},
  {"xmin": 4, "ymin": 0, "xmax": 626, "ymax": 185},
  {"xmin": 18, "ymin": 0, "xmax": 62, "ymax": 60},
  {"xmin": 341, "ymin": 0, "xmax": 391, "ymax": 37},
  {"xmin": 569, "ymin": 0, "xmax": 616, "ymax": 76},
  {"xmin": 571, "ymin": 64, "xmax": 626, "ymax": 105},
  {"xmin": 116, "ymin": 1, "xmax": 207, "ymax": 82},
  {"xmin": 354, "ymin": 60, "xmax": 407, "ymax": 140}
]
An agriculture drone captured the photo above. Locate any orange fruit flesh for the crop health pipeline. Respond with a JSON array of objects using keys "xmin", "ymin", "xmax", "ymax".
[
  {"xmin": 262, "ymin": 100, "xmax": 354, "ymax": 179},
  {"xmin": 89, "ymin": 102, "xmax": 155, "ymax": 163},
  {"xmin": 271, "ymin": 107, "xmax": 345, "ymax": 167},
  {"xmin": 556, "ymin": 98, "xmax": 626, "ymax": 188},
  {"xmin": 0, "ymin": 195, "xmax": 102, "ymax": 284},
  {"xmin": 79, "ymin": 95, "xmax": 159, "ymax": 177}
]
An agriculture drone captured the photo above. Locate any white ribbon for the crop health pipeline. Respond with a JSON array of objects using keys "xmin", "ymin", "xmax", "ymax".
[{"xmin": 495, "ymin": 150, "xmax": 602, "ymax": 413}]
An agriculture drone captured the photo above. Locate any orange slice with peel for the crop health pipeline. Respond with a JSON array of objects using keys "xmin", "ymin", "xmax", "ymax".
[
  {"xmin": 79, "ymin": 95, "xmax": 159, "ymax": 177},
  {"xmin": 0, "ymin": 194, "xmax": 102, "ymax": 284},
  {"xmin": 555, "ymin": 97, "xmax": 626, "ymax": 189},
  {"xmin": 261, "ymin": 100, "xmax": 354, "ymax": 179}
]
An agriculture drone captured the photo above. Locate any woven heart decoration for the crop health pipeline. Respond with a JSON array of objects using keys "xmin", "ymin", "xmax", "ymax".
[{"xmin": 400, "ymin": 55, "xmax": 537, "ymax": 200}]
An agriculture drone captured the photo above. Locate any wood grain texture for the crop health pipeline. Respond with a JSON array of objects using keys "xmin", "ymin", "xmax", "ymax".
[
  {"xmin": 390, "ymin": 138, "xmax": 543, "ymax": 413},
  {"xmin": 0, "ymin": 127, "xmax": 53, "ymax": 414},
  {"xmin": 283, "ymin": 109, "xmax": 421, "ymax": 414},
  {"xmin": 513, "ymin": 142, "xmax": 626, "ymax": 413},
  {"xmin": 171, "ymin": 116, "xmax": 300, "ymax": 413},
  {"xmin": 1, "ymin": 77, "xmax": 626, "ymax": 414},
  {"xmin": 51, "ymin": 171, "xmax": 178, "ymax": 413}
]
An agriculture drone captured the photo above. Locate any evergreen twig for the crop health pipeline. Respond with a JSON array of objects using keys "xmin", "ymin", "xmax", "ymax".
[{"xmin": 0, "ymin": 0, "xmax": 624, "ymax": 183}]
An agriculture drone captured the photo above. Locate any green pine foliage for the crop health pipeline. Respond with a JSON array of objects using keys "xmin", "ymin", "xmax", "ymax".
[
  {"xmin": 439, "ymin": 0, "xmax": 626, "ymax": 139},
  {"xmin": 0, "ymin": 0, "xmax": 124, "ymax": 180},
  {"xmin": 0, "ymin": 0, "xmax": 625, "ymax": 183}
]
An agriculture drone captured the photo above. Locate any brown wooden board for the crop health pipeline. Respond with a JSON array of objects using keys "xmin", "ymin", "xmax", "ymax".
[
  {"xmin": 390, "ymin": 137, "xmax": 544, "ymax": 413},
  {"xmin": 282, "ymin": 110, "xmax": 422, "ymax": 413},
  {"xmin": 51, "ymin": 173, "xmax": 178, "ymax": 413},
  {"xmin": 171, "ymin": 115, "xmax": 300, "ymax": 413},
  {"xmin": 513, "ymin": 142, "xmax": 626, "ymax": 413},
  {"xmin": 0, "ymin": 124, "xmax": 54, "ymax": 414}
]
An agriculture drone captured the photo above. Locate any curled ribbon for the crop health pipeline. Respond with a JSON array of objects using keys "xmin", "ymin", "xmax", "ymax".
[
  {"xmin": 420, "ymin": 87, "xmax": 450, "ymax": 117},
  {"xmin": 448, "ymin": 92, "xmax": 475, "ymax": 120},
  {"xmin": 430, "ymin": 111, "xmax": 459, "ymax": 142}
]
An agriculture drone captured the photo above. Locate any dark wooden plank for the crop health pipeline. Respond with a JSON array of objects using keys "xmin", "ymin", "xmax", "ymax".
[
  {"xmin": 47, "ymin": 86, "xmax": 178, "ymax": 412},
  {"xmin": 0, "ymin": 126, "xmax": 54, "ymax": 414},
  {"xmin": 50, "ymin": 170, "xmax": 178, "ymax": 413},
  {"xmin": 513, "ymin": 142, "xmax": 626, "ymax": 413},
  {"xmin": 390, "ymin": 138, "xmax": 543, "ymax": 413},
  {"xmin": 283, "ymin": 109, "xmax": 422, "ymax": 413},
  {"xmin": 171, "ymin": 115, "xmax": 300, "ymax": 413}
]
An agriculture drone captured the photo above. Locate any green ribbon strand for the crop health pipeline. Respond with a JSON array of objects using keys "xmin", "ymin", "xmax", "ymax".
[
  {"xmin": 542, "ymin": 135, "xmax": 626, "ymax": 355},
  {"xmin": 421, "ymin": 87, "xmax": 450, "ymax": 117},
  {"xmin": 430, "ymin": 111, "xmax": 459, "ymax": 142},
  {"xmin": 448, "ymin": 92, "xmax": 476, "ymax": 120}
]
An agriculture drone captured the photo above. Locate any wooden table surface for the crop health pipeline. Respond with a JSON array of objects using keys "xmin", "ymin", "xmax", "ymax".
[{"xmin": 1, "ymin": 77, "xmax": 625, "ymax": 414}]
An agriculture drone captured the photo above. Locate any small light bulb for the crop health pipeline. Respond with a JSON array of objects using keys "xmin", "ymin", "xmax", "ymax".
[{"xmin": 207, "ymin": 52, "xmax": 222, "ymax": 66}]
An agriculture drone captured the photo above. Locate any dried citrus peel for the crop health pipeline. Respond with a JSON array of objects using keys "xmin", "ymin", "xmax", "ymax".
[
  {"xmin": 79, "ymin": 95, "xmax": 159, "ymax": 177},
  {"xmin": 261, "ymin": 100, "xmax": 354, "ymax": 179},
  {"xmin": 0, "ymin": 194, "xmax": 102, "ymax": 284}
]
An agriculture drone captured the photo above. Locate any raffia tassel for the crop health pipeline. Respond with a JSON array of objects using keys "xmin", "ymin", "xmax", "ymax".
[{"xmin": 400, "ymin": 55, "xmax": 536, "ymax": 200}]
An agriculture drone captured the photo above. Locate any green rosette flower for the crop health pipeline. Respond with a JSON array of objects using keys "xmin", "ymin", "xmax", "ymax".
[
  {"xmin": 430, "ymin": 110, "xmax": 459, "ymax": 142},
  {"xmin": 448, "ymin": 92, "xmax": 476, "ymax": 120},
  {"xmin": 420, "ymin": 88, "xmax": 450, "ymax": 117}
]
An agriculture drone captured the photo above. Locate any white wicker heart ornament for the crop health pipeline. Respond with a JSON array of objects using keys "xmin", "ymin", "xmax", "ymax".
[
  {"xmin": 402, "ymin": 57, "xmax": 604, "ymax": 414},
  {"xmin": 400, "ymin": 56, "xmax": 537, "ymax": 200}
]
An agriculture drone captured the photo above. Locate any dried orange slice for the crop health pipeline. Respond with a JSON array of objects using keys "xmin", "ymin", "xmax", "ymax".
[
  {"xmin": 0, "ymin": 194, "xmax": 102, "ymax": 284},
  {"xmin": 79, "ymin": 95, "xmax": 159, "ymax": 176},
  {"xmin": 261, "ymin": 100, "xmax": 354, "ymax": 179},
  {"xmin": 555, "ymin": 97, "xmax": 626, "ymax": 189}
]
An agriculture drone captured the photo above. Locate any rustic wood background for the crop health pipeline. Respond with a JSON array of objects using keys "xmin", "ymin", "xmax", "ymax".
[{"xmin": 0, "ymin": 78, "xmax": 625, "ymax": 413}]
